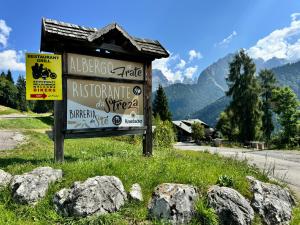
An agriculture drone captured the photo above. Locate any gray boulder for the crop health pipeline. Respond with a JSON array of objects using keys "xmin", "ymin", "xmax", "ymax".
[
  {"xmin": 0, "ymin": 169, "xmax": 12, "ymax": 187},
  {"xmin": 207, "ymin": 185, "xmax": 254, "ymax": 225},
  {"xmin": 148, "ymin": 183, "xmax": 199, "ymax": 224},
  {"xmin": 10, "ymin": 167, "xmax": 63, "ymax": 205},
  {"xmin": 247, "ymin": 176, "xmax": 296, "ymax": 225},
  {"xmin": 53, "ymin": 176, "xmax": 127, "ymax": 217},
  {"xmin": 129, "ymin": 183, "xmax": 143, "ymax": 201}
]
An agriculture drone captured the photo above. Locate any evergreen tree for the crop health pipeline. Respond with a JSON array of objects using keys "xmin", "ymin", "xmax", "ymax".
[
  {"xmin": 0, "ymin": 71, "xmax": 5, "ymax": 78},
  {"xmin": 16, "ymin": 75, "xmax": 27, "ymax": 111},
  {"xmin": 258, "ymin": 69, "xmax": 277, "ymax": 142},
  {"xmin": 6, "ymin": 70, "xmax": 14, "ymax": 83},
  {"xmin": 0, "ymin": 76, "xmax": 18, "ymax": 108},
  {"xmin": 153, "ymin": 84, "xmax": 172, "ymax": 121},
  {"xmin": 272, "ymin": 87, "xmax": 300, "ymax": 146},
  {"xmin": 225, "ymin": 50, "xmax": 262, "ymax": 142}
]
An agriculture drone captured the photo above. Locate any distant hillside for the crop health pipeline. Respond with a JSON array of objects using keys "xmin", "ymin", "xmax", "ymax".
[
  {"xmin": 272, "ymin": 61, "xmax": 300, "ymax": 98},
  {"xmin": 191, "ymin": 96, "xmax": 230, "ymax": 127},
  {"xmin": 191, "ymin": 60, "xmax": 300, "ymax": 127}
]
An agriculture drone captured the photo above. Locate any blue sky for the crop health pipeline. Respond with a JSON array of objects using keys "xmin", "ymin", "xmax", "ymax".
[{"xmin": 1, "ymin": 0, "xmax": 300, "ymax": 81}]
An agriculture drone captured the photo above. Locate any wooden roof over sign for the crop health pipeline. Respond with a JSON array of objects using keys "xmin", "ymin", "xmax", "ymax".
[{"xmin": 41, "ymin": 18, "xmax": 169, "ymax": 59}]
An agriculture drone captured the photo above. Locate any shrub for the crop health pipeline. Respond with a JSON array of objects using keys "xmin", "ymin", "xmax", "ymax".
[
  {"xmin": 191, "ymin": 122, "xmax": 205, "ymax": 144},
  {"xmin": 153, "ymin": 120, "xmax": 176, "ymax": 148},
  {"xmin": 216, "ymin": 175, "xmax": 234, "ymax": 187}
]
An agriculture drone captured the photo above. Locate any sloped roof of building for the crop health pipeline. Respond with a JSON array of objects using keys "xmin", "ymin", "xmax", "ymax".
[
  {"xmin": 41, "ymin": 18, "xmax": 169, "ymax": 59},
  {"xmin": 172, "ymin": 121, "xmax": 192, "ymax": 134},
  {"xmin": 182, "ymin": 119, "xmax": 209, "ymax": 127}
]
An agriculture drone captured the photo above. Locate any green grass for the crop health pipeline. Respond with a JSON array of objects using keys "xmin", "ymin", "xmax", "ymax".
[
  {"xmin": 0, "ymin": 117, "xmax": 53, "ymax": 130},
  {"xmin": 0, "ymin": 116, "xmax": 299, "ymax": 224},
  {"xmin": 0, "ymin": 105, "xmax": 20, "ymax": 115}
]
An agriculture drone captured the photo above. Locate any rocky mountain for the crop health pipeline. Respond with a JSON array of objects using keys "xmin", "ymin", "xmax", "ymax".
[
  {"xmin": 163, "ymin": 52, "xmax": 294, "ymax": 120},
  {"xmin": 163, "ymin": 54, "xmax": 235, "ymax": 119},
  {"xmin": 192, "ymin": 60, "xmax": 300, "ymax": 127},
  {"xmin": 152, "ymin": 69, "xmax": 170, "ymax": 92}
]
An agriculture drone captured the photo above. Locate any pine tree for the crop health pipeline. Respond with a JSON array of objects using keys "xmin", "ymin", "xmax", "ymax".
[
  {"xmin": 0, "ymin": 71, "xmax": 5, "ymax": 78},
  {"xmin": 225, "ymin": 50, "xmax": 262, "ymax": 142},
  {"xmin": 153, "ymin": 84, "xmax": 172, "ymax": 121},
  {"xmin": 0, "ymin": 76, "xmax": 18, "ymax": 108},
  {"xmin": 259, "ymin": 69, "xmax": 277, "ymax": 142},
  {"xmin": 16, "ymin": 75, "xmax": 27, "ymax": 111},
  {"xmin": 272, "ymin": 87, "xmax": 300, "ymax": 146},
  {"xmin": 6, "ymin": 70, "xmax": 14, "ymax": 83}
]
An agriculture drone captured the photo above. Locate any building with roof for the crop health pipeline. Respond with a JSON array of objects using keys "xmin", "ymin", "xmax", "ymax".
[{"xmin": 172, "ymin": 119, "xmax": 214, "ymax": 142}]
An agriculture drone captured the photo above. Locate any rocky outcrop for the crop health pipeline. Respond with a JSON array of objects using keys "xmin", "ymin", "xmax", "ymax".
[
  {"xmin": 148, "ymin": 183, "xmax": 199, "ymax": 224},
  {"xmin": 10, "ymin": 167, "xmax": 63, "ymax": 205},
  {"xmin": 129, "ymin": 183, "xmax": 143, "ymax": 201},
  {"xmin": 0, "ymin": 169, "xmax": 12, "ymax": 187},
  {"xmin": 247, "ymin": 176, "xmax": 296, "ymax": 225},
  {"xmin": 53, "ymin": 176, "xmax": 127, "ymax": 217},
  {"xmin": 207, "ymin": 185, "xmax": 254, "ymax": 225}
]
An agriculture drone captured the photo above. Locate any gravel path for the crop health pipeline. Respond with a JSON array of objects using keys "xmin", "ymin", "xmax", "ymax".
[
  {"xmin": 174, "ymin": 142, "xmax": 300, "ymax": 199},
  {"xmin": 0, "ymin": 130, "xmax": 25, "ymax": 150}
]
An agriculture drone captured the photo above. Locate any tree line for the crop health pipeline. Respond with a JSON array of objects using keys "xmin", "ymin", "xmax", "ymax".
[
  {"xmin": 216, "ymin": 50, "xmax": 300, "ymax": 147},
  {"xmin": 0, "ymin": 70, "xmax": 53, "ymax": 113}
]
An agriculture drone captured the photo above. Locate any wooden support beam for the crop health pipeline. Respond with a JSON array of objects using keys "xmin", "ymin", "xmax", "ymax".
[
  {"xmin": 143, "ymin": 62, "xmax": 153, "ymax": 156},
  {"xmin": 54, "ymin": 100, "xmax": 64, "ymax": 162}
]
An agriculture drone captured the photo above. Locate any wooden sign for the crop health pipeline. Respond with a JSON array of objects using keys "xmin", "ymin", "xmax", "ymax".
[
  {"xmin": 40, "ymin": 19, "xmax": 169, "ymax": 162},
  {"xmin": 67, "ymin": 79, "xmax": 144, "ymax": 130},
  {"xmin": 67, "ymin": 53, "xmax": 144, "ymax": 81}
]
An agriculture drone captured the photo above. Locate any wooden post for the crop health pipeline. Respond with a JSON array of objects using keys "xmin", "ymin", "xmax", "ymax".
[
  {"xmin": 54, "ymin": 52, "xmax": 66, "ymax": 162},
  {"xmin": 143, "ymin": 62, "xmax": 153, "ymax": 156},
  {"xmin": 54, "ymin": 100, "xmax": 64, "ymax": 162}
]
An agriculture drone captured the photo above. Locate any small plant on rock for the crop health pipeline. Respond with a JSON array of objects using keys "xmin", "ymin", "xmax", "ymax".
[
  {"xmin": 216, "ymin": 175, "xmax": 234, "ymax": 187},
  {"xmin": 192, "ymin": 199, "xmax": 219, "ymax": 225}
]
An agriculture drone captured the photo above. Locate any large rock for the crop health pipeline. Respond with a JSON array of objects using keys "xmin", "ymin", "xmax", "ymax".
[
  {"xmin": 247, "ymin": 176, "xmax": 296, "ymax": 225},
  {"xmin": 10, "ymin": 167, "xmax": 63, "ymax": 205},
  {"xmin": 207, "ymin": 185, "xmax": 254, "ymax": 225},
  {"xmin": 148, "ymin": 183, "xmax": 199, "ymax": 224},
  {"xmin": 53, "ymin": 176, "xmax": 127, "ymax": 217},
  {"xmin": 0, "ymin": 169, "xmax": 12, "ymax": 187},
  {"xmin": 129, "ymin": 183, "xmax": 143, "ymax": 201}
]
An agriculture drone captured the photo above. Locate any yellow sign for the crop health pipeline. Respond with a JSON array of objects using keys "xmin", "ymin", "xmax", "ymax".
[{"xmin": 26, "ymin": 53, "xmax": 62, "ymax": 100}]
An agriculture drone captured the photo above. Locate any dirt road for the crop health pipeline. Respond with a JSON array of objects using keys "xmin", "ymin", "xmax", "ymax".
[{"xmin": 174, "ymin": 142, "xmax": 300, "ymax": 199}]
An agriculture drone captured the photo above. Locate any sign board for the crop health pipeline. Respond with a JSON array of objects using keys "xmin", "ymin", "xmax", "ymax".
[
  {"xmin": 67, "ymin": 53, "xmax": 144, "ymax": 81},
  {"xmin": 26, "ymin": 53, "xmax": 62, "ymax": 100},
  {"xmin": 67, "ymin": 79, "xmax": 144, "ymax": 130}
]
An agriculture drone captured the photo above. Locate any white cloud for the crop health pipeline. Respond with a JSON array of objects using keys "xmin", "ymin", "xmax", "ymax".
[
  {"xmin": 176, "ymin": 59, "xmax": 186, "ymax": 69},
  {"xmin": 153, "ymin": 52, "xmax": 199, "ymax": 82},
  {"xmin": 184, "ymin": 66, "xmax": 198, "ymax": 78},
  {"xmin": 216, "ymin": 30, "xmax": 237, "ymax": 47},
  {"xmin": 248, "ymin": 13, "xmax": 300, "ymax": 61},
  {"xmin": 188, "ymin": 49, "xmax": 202, "ymax": 61},
  {"xmin": 152, "ymin": 54, "xmax": 178, "ymax": 81},
  {"xmin": 0, "ymin": 20, "xmax": 25, "ymax": 72},
  {"xmin": 0, "ymin": 19, "xmax": 12, "ymax": 48},
  {"xmin": 0, "ymin": 50, "xmax": 25, "ymax": 71}
]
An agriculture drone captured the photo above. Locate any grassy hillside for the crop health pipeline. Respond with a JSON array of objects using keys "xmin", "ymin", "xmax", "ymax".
[{"xmin": 0, "ymin": 115, "xmax": 299, "ymax": 224}]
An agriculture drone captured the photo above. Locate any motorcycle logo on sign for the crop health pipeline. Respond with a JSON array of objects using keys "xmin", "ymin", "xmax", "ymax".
[
  {"xmin": 26, "ymin": 53, "xmax": 62, "ymax": 100},
  {"xmin": 31, "ymin": 63, "xmax": 57, "ymax": 80}
]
